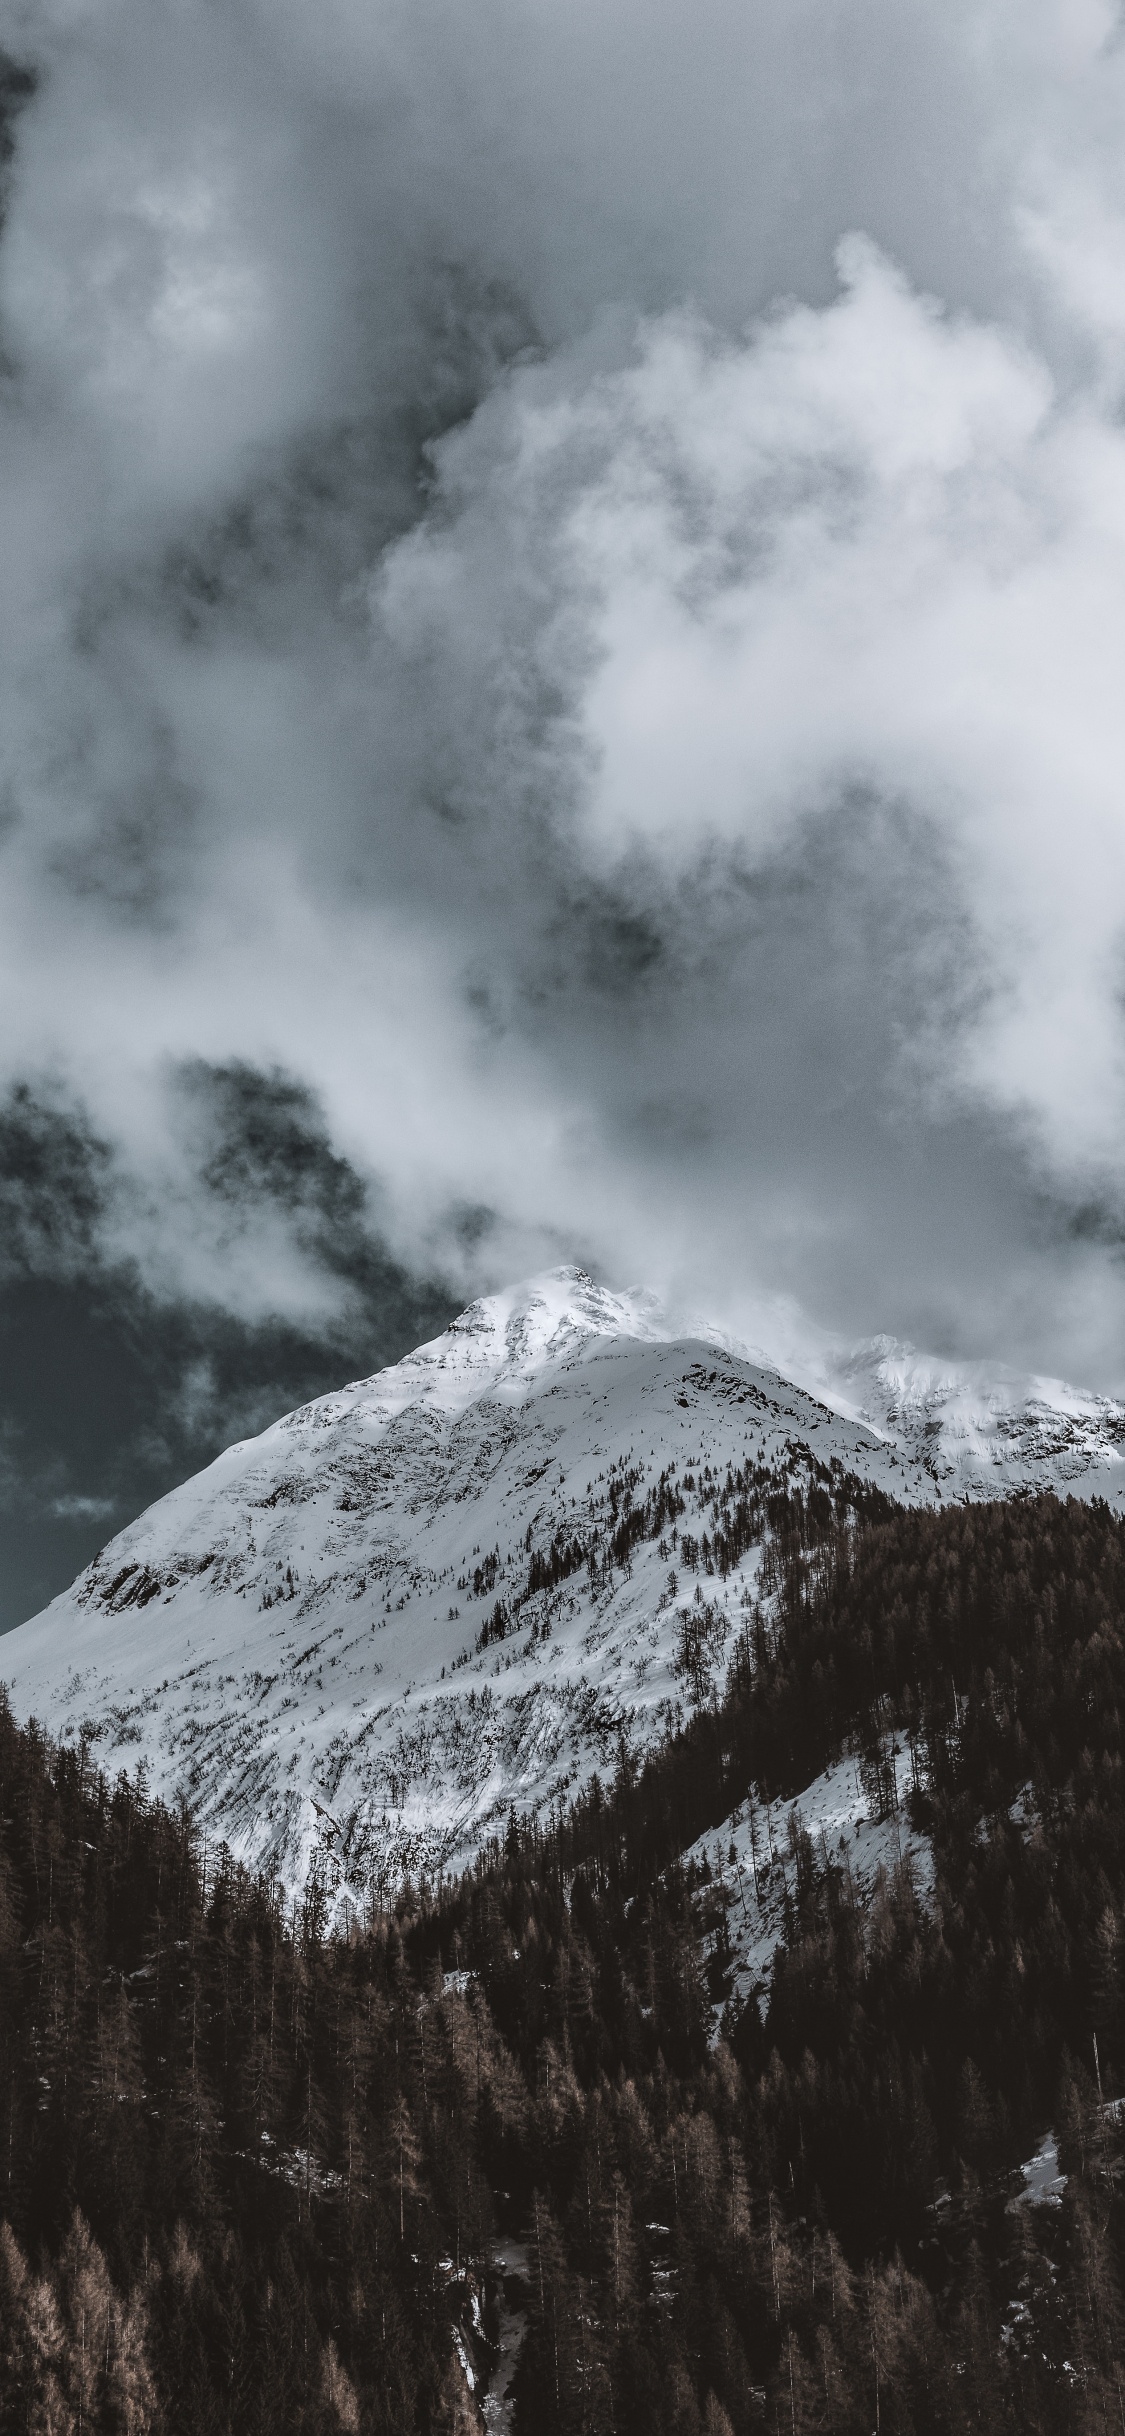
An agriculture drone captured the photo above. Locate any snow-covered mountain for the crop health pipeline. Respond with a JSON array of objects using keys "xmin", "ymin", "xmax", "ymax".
[
  {"xmin": 821, "ymin": 1332, "xmax": 1125, "ymax": 1494},
  {"xmin": 4, "ymin": 1266, "xmax": 1125, "ymax": 1907}
]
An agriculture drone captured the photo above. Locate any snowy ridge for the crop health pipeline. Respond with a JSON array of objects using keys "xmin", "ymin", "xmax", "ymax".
[
  {"xmin": 822, "ymin": 1335, "xmax": 1125, "ymax": 1495},
  {"xmin": 3, "ymin": 1267, "xmax": 1125, "ymax": 1905}
]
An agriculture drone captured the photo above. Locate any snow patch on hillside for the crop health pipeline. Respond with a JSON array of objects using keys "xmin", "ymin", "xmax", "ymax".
[{"xmin": 686, "ymin": 1746, "xmax": 933, "ymax": 2013}]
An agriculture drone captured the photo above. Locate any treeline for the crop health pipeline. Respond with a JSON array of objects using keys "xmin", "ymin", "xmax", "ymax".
[
  {"xmin": 7, "ymin": 1493, "xmax": 1125, "ymax": 2427},
  {"xmin": 0, "ymin": 1704, "xmax": 489, "ymax": 2433},
  {"xmin": 448, "ymin": 1492, "xmax": 1125, "ymax": 2427},
  {"xmin": 491, "ymin": 1453, "xmax": 890, "ymax": 1646},
  {"xmin": 517, "ymin": 1485, "xmax": 1125, "ymax": 1895}
]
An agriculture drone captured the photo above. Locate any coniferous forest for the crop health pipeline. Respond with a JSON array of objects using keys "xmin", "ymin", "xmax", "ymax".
[{"xmin": 6, "ymin": 1491, "xmax": 1125, "ymax": 2430}]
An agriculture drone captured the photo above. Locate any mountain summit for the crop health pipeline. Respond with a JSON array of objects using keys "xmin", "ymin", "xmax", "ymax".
[{"xmin": 4, "ymin": 1267, "xmax": 1124, "ymax": 1904}]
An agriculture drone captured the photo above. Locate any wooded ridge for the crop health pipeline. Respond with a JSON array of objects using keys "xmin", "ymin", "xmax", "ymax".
[{"xmin": 3, "ymin": 1490, "xmax": 1125, "ymax": 2429}]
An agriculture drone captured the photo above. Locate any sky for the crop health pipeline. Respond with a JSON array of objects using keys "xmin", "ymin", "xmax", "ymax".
[{"xmin": 2, "ymin": 0, "xmax": 1125, "ymax": 1623}]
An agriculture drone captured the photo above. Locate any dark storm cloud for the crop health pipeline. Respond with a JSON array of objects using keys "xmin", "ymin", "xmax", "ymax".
[
  {"xmin": 0, "ymin": 1083, "xmax": 110, "ymax": 1279},
  {"xmin": 494, "ymin": 788, "xmax": 1059, "ymax": 1359},
  {"xmin": 0, "ymin": 50, "xmax": 33, "ymax": 214},
  {"xmin": 0, "ymin": 0, "xmax": 1123, "ymax": 1607}
]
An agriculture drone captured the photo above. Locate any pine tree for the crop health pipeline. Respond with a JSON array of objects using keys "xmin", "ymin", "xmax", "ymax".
[
  {"xmin": 57, "ymin": 2212, "xmax": 115, "ymax": 2436},
  {"xmin": 320, "ymin": 2336, "xmax": 361, "ymax": 2433}
]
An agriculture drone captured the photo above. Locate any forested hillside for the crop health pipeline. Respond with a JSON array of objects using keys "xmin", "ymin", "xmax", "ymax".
[{"xmin": 4, "ymin": 1491, "xmax": 1125, "ymax": 2431}]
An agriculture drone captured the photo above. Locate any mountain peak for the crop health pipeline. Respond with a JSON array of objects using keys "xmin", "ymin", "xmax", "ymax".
[
  {"xmin": 287, "ymin": 1267, "xmax": 670, "ymax": 1433},
  {"xmin": 4, "ymin": 1271, "xmax": 1125, "ymax": 1907}
]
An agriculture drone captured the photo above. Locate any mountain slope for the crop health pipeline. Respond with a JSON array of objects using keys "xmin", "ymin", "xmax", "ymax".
[{"xmin": 4, "ymin": 1267, "xmax": 1125, "ymax": 1904}]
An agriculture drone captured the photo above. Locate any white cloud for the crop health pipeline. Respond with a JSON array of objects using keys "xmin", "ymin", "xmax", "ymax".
[
  {"xmin": 3, "ymin": 0, "xmax": 1125, "ymax": 1384},
  {"xmin": 370, "ymin": 234, "xmax": 1125, "ymax": 1185}
]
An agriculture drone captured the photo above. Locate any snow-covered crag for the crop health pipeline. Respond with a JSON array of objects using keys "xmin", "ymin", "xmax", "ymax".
[
  {"xmin": 4, "ymin": 1267, "xmax": 1125, "ymax": 1905},
  {"xmin": 823, "ymin": 1334, "xmax": 1125, "ymax": 1498}
]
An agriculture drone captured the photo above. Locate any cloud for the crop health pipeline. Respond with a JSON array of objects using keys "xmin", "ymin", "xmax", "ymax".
[
  {"xmin": 0, "ymin": 1072, "xmax": 457, "ymax": 1628},
  {"xmin": 352, "ymin": 231, "xmax": 1125, "ymax": 1354},
  {"xmin": 0, "ymin": 0, "xmax": 1124, "ymax": 1623}
]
